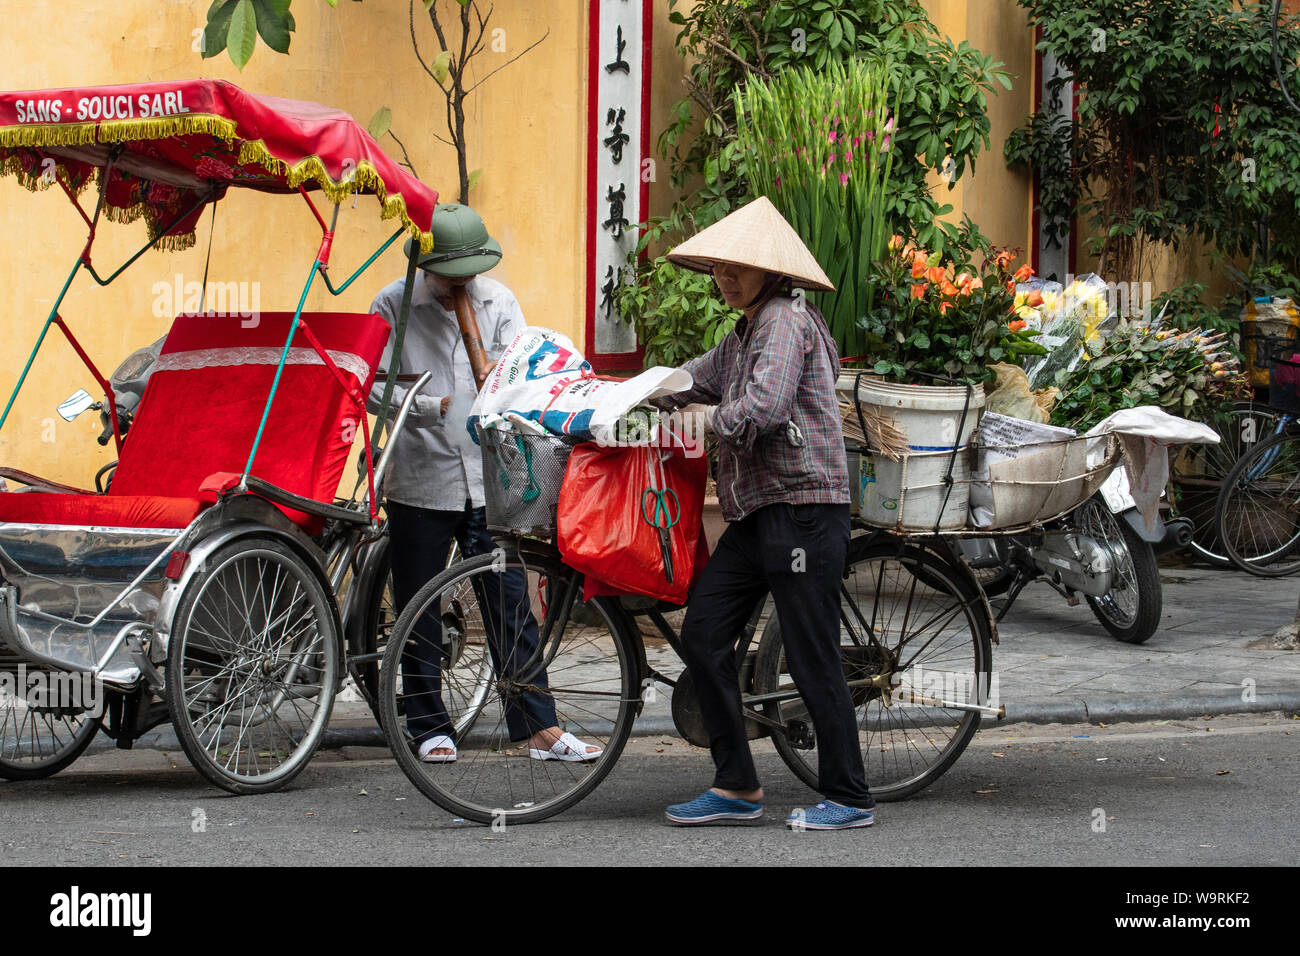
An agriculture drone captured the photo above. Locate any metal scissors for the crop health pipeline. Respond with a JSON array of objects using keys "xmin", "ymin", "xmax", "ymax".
[{"xmin": 641, "ymin": 452, "xmax": 681, "ymax": 584}]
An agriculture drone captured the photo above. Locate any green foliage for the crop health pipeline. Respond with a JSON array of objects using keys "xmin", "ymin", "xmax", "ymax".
[
  {"xmin": 1150, "ymin": 280, "xmax": 1236, "ymax": 336},
  {"xmin": 201, "ymin": 0, "xmax": 308, "ymax": 66},
  {"xmin": 613, "ymin": 256, "xmax": 741, "ymax": 369},
  {"xmin": 1006, "ymin": 0, "xmax": 1300, "ymax": 282},
  {"xmin": 1050, "ymin": 321, "xmax": 1238, "ymax": 431},
  {"xmin": 622, "ymin": 0, "xmax": 1011, "ymax": 364},
  {"xmin": 735, "ymin": 59, "xmax": 895, "ymax": 354},
  {"xmin": 860, "ymin": 222, "xmax": 1023, "ymax": 383}
]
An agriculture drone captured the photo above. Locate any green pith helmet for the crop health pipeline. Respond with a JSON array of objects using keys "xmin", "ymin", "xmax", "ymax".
[{"xmin": 403, "ymin": 203, "xmax": 503, "ymax": 277}]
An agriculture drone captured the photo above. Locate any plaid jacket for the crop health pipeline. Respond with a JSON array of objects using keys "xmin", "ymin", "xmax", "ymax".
[{"xmin": 666, "ymin": 296, "xmax": 849, "ymax": 521}]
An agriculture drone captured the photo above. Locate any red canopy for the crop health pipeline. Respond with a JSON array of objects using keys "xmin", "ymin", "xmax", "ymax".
[{"xmin": 0, "ymin": 79, "xmax": 437, "ymax": 251}]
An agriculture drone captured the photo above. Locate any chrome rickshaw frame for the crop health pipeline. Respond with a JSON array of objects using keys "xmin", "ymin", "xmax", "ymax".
[{"xmin": 0, "ymin": 80, "xmax": 439, "ymax": 793}]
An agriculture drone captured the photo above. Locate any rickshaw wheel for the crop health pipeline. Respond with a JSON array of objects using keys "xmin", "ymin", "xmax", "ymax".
[
  {"xmin": 166, "ymin": 536, "xmax": 339, "ymax": 794},
  {"xmin": 753, "ymin": 538, "xmax": 993, "ymax": 801},
  {"xmin": 0, "ymin": 681, "xmax": 101, "ymax": 780}
]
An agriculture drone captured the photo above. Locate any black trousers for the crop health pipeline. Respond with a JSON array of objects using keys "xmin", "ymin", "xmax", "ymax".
[
  {"xmin": 678, "ymin": 501, "xmax": 874, "ymax": 809},
  {"xmin": 387, "ymin": 499, "xmax": 557, "ymax": 743}
]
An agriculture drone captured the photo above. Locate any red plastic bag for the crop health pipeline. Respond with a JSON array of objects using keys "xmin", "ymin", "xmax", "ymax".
[{"xmin": 557, "ymin": 442, "xmax": 708, "ymax": 604}]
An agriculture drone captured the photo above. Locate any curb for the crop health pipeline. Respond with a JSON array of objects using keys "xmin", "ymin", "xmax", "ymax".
[
  {"xmin": 86, "ymin": 689, "xmax": 1300, "ymax": 756},
  {"xmin": 995, "ymin": 690, "xmax": 1300, "ymax": 727}
]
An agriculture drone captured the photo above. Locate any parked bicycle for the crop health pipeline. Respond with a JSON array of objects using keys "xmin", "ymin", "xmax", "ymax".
[
  {"xmin": 1213, "ymin": 348, "xmax": 1300, "ymax": 576},
  {"xmin": 378, "ymin": 514, "xmax": 997, "ymax": 825}
]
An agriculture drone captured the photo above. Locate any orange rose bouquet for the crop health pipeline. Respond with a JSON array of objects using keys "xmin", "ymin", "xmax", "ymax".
[{"xmin": 861, "ymin": 225, "xmax": 1037, "ymax": 383}]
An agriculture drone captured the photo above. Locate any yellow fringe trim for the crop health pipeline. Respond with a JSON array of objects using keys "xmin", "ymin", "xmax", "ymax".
[
  {"xmin": 147, "ymin": 231, "xmax": 197, "ymax": 252},
  {"xmin": 0, "ymin": 115, "xmax": 435, "ymax": 252},
  {"xmin": 239, "ymin": 140, "xmax": 435, "ymax": 254},
  {"xmin": 0, "ymin": 153, "xmax": 94, "ymax": 196},
  {"xmin": 97, "ymin": 115, "xmax": 237, "ymax": 145}
]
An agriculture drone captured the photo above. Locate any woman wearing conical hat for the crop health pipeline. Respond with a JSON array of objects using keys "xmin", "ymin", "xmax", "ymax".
[{"xmin": 659, "ymin": 197, "xmax": 875, "ymax": 830}]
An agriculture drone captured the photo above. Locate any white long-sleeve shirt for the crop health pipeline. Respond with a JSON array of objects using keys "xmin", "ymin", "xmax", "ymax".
[{"xmin": 367, "ymin": 271, "xmax": 525, "ymax": 510}]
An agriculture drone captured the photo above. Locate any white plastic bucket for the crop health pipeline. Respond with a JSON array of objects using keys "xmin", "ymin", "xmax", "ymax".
[{"xmin": 854, "ymin": 379, "xmax": 985, "ymax": 531}]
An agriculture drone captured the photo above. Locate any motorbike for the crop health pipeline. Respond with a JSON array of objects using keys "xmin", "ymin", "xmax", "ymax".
[{"xmin": 956, "ymin": 466, "xmax": 1193, "ymax": 644}]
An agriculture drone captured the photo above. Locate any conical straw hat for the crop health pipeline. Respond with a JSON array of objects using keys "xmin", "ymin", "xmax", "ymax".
[{"xmin": 666, "ymin": 195, "xmax": 835, "ymax": 292}]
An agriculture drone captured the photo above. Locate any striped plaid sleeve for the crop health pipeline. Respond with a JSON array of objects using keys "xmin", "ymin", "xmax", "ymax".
[{"xmin": 713, "ymin": 303, "xmax": 810, "ymax": 453}]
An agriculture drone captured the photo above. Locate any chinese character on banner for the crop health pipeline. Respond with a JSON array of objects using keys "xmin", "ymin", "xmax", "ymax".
[{"xmin": 586, "ymin": 0, "xmax": 652, "ymax": 369}]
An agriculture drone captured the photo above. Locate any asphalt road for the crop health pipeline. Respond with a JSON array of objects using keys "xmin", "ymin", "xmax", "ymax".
[{"xmin": 2, "ymin": 712, "xmax": 1296, "ymax": 866}]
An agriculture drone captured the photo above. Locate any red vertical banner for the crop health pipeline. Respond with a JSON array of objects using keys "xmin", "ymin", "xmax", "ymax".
[{"xmin": 585, "ymin": 0, "xmax": 651, "ymax": 371}]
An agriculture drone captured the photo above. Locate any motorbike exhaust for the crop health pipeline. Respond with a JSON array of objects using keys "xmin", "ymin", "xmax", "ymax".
[{"xmin": 1153, "ymin": 516, "xmax": 1195, "ymax": 556}]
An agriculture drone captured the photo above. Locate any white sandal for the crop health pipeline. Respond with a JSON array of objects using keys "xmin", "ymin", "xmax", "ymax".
[
  {"xmin": 529, "ymin": 731, "xmax": 602, "ymax": 763},
  {"xmin": 418, "ymin": 734, "xmax": 457, "ymax": 763}
]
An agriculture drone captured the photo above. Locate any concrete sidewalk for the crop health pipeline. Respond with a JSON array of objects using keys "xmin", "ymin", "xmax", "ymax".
[{"xmin": 88, "ymin": 561, "xmax": 1300, "ymax": 756}]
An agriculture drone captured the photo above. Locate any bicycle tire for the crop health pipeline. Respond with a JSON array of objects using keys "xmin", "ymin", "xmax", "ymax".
[
  {"xmin": 167, "ymin": 537, "xmax": 338, "ymax": 794},
  {"xmin": 1176, "ymin": 401, "xmax": 1282, "ymax": 567},
  {"xmin": 348, "ymin": 538, "xmax": 391, "ymax": 718},
  {"xmin": 349, "ymin": 537, "xmax": 467, "ymax": 723},
  {"xmin": 379, "ymin": 543, "xmax": 640, "ymax": 825},
  {"xmin": 1216, "ymin": 431, "xmax": 1300, "ymax": 577},
  {"xmin": 753, "ymin": 536, "xmax": 994, "ymax": 802}
]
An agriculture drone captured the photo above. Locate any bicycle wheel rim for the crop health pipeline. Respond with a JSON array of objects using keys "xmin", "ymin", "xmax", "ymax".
[
  {"xmin": 1176, "ymin": 402, "xmax": 1280, "ymax": 564},
  {"xmin": 381, "ymin": 550, "xmax": 636, "ymax": 824},
  {"xmin": 1219, "ymin": 433, "xmax": 1300, "ymax": 576},
  {"xmin": 758, "ymin": 541, "xmax": 992, "ymax": 801},
  {"xmin": 0, "ymin": 672, "xmax": 100, "ymax": 779},
  {"xmin": 169, "ymin": 542, "xmax": 337, "ymax": 791}
]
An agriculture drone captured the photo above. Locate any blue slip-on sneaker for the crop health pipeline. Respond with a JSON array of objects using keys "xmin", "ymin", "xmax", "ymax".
[
  {"xmin": 665, "ymin": 790, "xmax": 764, "ymax": 826},
  {"xmin": 786, "ymin": 801, "xmax": 875, "ymax": 830}
]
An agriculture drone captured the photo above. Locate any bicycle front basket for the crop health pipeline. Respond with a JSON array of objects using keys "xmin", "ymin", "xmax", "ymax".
[
  {"xmin": 1269, "ymin": 352, "xmax": 1300, "ymax": 416},
  {"xmin": 478, "ymin": 426, "xmax": 573, "ymax": 535}
]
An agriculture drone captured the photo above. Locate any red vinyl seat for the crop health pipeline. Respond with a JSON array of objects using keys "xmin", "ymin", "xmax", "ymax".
[{"xmin": 0, "ymin": 311, "xmax": 389, "ymax": 531}]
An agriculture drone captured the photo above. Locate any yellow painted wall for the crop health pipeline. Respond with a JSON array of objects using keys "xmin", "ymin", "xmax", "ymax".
[
  {"xmin": 923, "ymin": 0, "xmax": 1036, "ymax": 257},
  {"xmin": 1, "ymin": 0, "xmax": 1038, "ymax": 485},
  {"xmin": 0, "ymin": 0, "xmax": 587, "ymax": 483}
]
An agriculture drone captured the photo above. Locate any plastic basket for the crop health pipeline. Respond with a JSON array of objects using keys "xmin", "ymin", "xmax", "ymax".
[{"xmin": 478, "ymin": 426, "xmax": 574, "ymax": 535}]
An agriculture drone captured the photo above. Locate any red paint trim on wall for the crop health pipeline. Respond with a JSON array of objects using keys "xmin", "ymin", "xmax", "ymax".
[
  {"xmin": 585, "ymin": 0, "xmax": 650, "ymax": 373},
  {"xmin": 1069, "ymin": 84, "xmax": 1080, "ymax": 275},
  {"xmin": 584, "ymin": 0, "xmax": 600, "ymax": 366},
  {"xmin": 1030, "ymin": 25, "xmax": 1042, "ymax": 276}
]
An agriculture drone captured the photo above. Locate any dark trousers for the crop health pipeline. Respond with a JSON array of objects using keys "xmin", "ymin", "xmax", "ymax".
[
  {"xmin": 387, "ymin": 499, "xmax": 557, "ymax": 744},
  {"xmin": 679, "ymin": 502, "xmax": 873, "ymax": 809}
]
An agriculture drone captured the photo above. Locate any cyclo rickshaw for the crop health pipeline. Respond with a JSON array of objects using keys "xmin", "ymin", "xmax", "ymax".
[{"xmin": 0, "ymin": 79, "xmax": 440, "ymax": 793}]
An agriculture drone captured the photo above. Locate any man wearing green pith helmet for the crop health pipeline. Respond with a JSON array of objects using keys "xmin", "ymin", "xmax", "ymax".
[{"xmin": 366, "ymin": 203, "xmax": 601, "ymax": 764}]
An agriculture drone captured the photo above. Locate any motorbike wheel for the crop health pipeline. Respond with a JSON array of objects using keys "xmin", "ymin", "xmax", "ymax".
[{"xmin": 1074, "ymin": 496, "xmax": 1162, "ymax": 644}]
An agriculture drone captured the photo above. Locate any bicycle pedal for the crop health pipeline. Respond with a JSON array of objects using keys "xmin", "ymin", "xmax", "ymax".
[{"xmin": 786, "ymin": 719, "xmax": 815, "ymax": 750}]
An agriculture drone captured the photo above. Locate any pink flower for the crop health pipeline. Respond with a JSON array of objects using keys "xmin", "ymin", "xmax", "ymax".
[
  {"xmin": 828, "ymin": 130, "xmax": 837, "ymax": 143},
  {"xmin": 775, "ymin": 176, "xmax": 782, "ymax": 189},
  {"xmin": 828, "ymin": 153, "xmax": 837, "ymax": 164},
  {"xmin": 853, "ymin": 136, "xmax": 861, "ymax": 148},
  {"xmin": 866, "ymin": 131, "xmax": 875, "ymax": 142},
  {"xmin": 844, "ymin": 150, "xmax": 852, "ymax": 162},
  {"xmin": 884, "ymin": 115, "xmax": 895, "ymax": 133},
  {"xmin": 881, "ymin": 135, "xmax": 891, "ymax": 152},
  {"xmin": 839, "ymin": 172, "xmax": 849, "ymax": 186}
]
